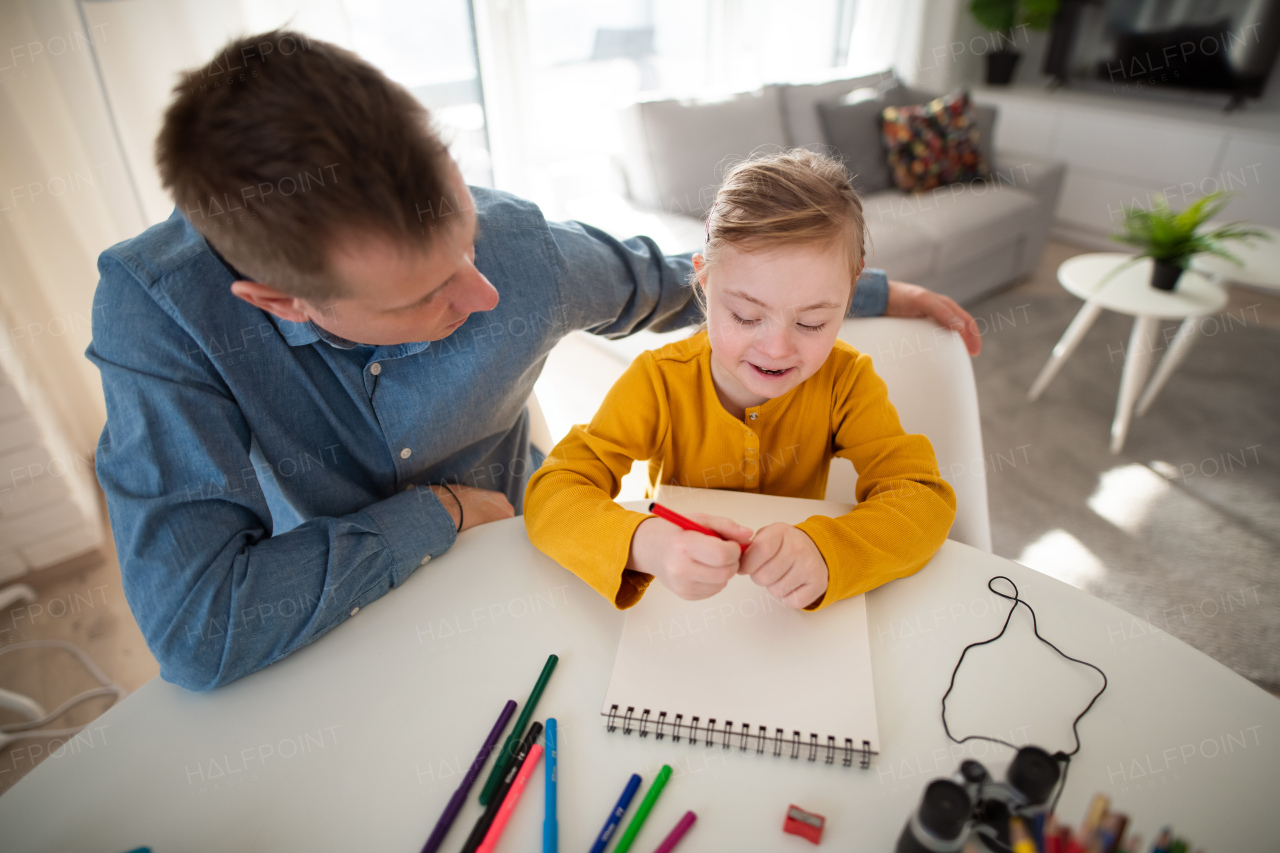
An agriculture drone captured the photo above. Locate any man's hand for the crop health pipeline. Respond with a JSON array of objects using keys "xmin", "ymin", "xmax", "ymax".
[
  {"xmin": 739, "ymin": 523, "xmax": 829, "ymax": 610},
  {"xmin": 627, "ymin": 513, "xmax": 754, "ymax": 601},
  {"xmin": 885, "ymin": 280, "xmax": 982, "ymax": 356},
  {"xmin": 427, "ymin": 484, "xmax": 514, "ymax": 532}
]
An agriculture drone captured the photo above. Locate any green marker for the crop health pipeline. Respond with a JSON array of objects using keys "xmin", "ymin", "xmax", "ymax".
[
  {"xmin": 478, "ymin": 653, "xmax": 559, "ymax": 805},
  {"xmin": 612, "ymin": 764, "xmax": 673, "ymax": 853}
]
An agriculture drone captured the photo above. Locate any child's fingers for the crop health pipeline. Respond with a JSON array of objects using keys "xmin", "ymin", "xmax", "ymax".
[
  {"xmin": 685, "ymin": 512, "xmax": 754, "ymax": 544},
  {"xmin": 747, "ymin": 554, "xmax": 789, "ymax": 589},
  {"xmin": 764, "ymin": 564, "xmax": 806, "ymax": 601},
  {"xmin": 779, "ymin": 579, "xmax": 824, "ymax": 610},
  {"xmin": 680, "ymin": 530, "xmax": 743, "ymax": 569},
  {"xmin": 666, "ymin": 561, "xmax": 735, "ymax": 601},
  {"xmin": 739, "ymin": 524, "xmax": 786, "ymax": 578}
]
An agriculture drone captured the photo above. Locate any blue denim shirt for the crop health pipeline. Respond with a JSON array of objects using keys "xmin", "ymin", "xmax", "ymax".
[{"xmin": 87, "ymin": 187, "xmax": 889, "ymax": 690}]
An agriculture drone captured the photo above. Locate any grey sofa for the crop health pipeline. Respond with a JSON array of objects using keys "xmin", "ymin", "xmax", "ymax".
[{"xmin": 618, "ymin": 71, "xmax": 1066, "ymax": 305}]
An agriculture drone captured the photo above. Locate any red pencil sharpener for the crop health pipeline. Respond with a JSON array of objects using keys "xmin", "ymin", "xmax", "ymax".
[{"xmin": 783, "ymin": 804, "xmax": 825, "ymax": 845}]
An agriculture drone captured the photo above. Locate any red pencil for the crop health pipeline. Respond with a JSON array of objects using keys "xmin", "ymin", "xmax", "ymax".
[{"xmin": 649, "ymin": 502, "xmax": 749, "ymax": 553}]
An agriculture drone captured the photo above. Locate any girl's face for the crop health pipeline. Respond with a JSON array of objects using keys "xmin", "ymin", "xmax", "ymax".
[{"xmin": 698, "ymin": 240, "xmax": 855, "ymax": 415}]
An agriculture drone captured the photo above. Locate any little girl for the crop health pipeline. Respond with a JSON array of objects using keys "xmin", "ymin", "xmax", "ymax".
[{"xmin": 524, "ymin": 149, "xmax": 956, "ymax": 612}]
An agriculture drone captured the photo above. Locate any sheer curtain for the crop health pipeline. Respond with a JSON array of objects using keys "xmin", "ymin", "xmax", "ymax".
[
  {"xmin": 0, "ymin": 0, "xmax": 488, "ymax": 461},
  {"xmin": 471, "ymin": 0, "xmax": 942, "ymax": 220}
]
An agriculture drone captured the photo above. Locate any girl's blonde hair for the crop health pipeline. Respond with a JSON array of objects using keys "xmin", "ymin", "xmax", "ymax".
[{"xmin": 696, "ymin": 148, "xmax": 866, "ymax": 293}]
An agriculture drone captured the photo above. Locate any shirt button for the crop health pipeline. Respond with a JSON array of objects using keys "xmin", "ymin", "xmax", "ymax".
[
  {"xmin": 746, "ymin": 432, "xmax": 753, "ymax": 438},
  {"xmin": 400, "ymin": 448, "xmax": 412, "ymax": 459},
  {"xmin": 370, "ymin": 362, "xmax": 382, "ymax": 375},
  {"xmin": 749, "ymin": 412, "xmax": 758, "ymax": 420},
  {"xmin": 746, "ymin": 447, "xmax": 755, "ymax": 453},
  {"xmin": 419, "ymin": 554, "xmax": 432, "ymax": 566},
  {"xmin": 350, "ymin": 606, "xmax": 360, "ymax": 616}
]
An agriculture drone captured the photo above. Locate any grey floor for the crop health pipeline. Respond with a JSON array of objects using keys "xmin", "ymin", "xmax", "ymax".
[{"xmin": 969, "ymin": 241, "xmax": 1280, "ymax": 693}]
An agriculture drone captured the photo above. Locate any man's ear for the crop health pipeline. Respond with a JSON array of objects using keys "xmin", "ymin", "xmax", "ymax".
[{"xmin": 230, "ymin": 279, "xmax": 311, "ymax": 323}]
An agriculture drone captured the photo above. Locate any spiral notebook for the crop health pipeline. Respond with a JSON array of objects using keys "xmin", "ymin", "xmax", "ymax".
[{"xmin": 602, "ymin": 487, "xmax": 880, "ymax": 768}]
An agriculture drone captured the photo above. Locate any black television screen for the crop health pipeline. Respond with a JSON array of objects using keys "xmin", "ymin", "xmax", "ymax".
[{"xmin": 1052, "ymin": 0, "xmax": 1280, "ymax": 101}]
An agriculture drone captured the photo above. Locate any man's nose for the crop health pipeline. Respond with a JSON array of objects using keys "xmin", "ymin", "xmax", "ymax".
[{"xmin": 456, "ymin": 264, "xmax": 499, "ymax": 314}]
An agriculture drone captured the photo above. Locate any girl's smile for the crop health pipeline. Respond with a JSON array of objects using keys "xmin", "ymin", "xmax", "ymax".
[{"xmin": 697, "ymin": 240, "xmax": 857, "ymax": 418}]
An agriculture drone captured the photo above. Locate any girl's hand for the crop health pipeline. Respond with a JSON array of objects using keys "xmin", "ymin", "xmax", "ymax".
[
  {"xmin": 627, "ymin": 513, "xmax": 754, "ymax": 601},
  {"xmin": 739, "ymin": 523, "xmax": 829, "ymax": 610}
]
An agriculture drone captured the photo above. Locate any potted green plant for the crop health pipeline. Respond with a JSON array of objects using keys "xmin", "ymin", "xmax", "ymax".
[
  {"xmin": 1111, "ymin": 192, "xmax": 1269, "ymax": 291},
  {"xmin": 969, "ymin": 0, "xmax": 1059, "ymax": 84}
]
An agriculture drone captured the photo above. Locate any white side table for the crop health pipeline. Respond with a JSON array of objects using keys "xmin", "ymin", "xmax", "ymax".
[{"xmin": 1028, "ymin": 253, "xmax": 1227, "ymax": 453}]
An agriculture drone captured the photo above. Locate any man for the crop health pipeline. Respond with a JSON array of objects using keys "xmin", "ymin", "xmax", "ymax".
[{"xmin": 88, "ymin": 31, "xmax": 981, "ymax": 691}]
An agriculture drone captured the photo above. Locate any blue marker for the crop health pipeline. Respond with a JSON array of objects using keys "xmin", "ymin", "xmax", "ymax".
[
  {"xmin": 543, "ymin": 718, "xmax": 558, "ymax": 853},
  {"xmin": 588, "ymin": 773, "xmax": 642, "ymax": 853}
]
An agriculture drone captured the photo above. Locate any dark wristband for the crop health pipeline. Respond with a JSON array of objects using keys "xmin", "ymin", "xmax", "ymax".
[{"xmin": 440, "ymin": 482, "xmax": 463, "ymax": 533}]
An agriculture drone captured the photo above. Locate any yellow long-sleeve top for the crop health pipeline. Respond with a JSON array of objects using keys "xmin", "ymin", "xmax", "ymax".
[{"xmin": 524, "ymin": 331, "xmax": 956, "ymax": 610}]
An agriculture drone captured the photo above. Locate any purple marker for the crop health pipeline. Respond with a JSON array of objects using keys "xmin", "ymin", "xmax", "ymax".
[{"xmin": 420, "ymin": 699, "xmax": 517, "ymax": 853}]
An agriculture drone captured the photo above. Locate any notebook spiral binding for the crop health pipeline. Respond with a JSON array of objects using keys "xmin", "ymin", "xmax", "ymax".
[{"xmin": 606, "ymin": 704, "xmax": 874, "ymax": 768}]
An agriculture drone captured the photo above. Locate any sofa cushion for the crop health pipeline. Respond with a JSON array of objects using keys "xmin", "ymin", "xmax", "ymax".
[
  {"xmin": 774, "ymin": 70, "xmax": 896, "ymax": 150},
  {"xmin": 896, "ymin": 184, "xmax": 1040, "ymax": 269},
  {"xmin": 621, "ymin": 88, "xmax": 790, "ymax": 217},
  {"xmin": 859, "ymin": 199, "xmax": 939, "ymax": 284},
  {"xmin": 880, "ymin": 92, "xmax": 990, "ymax": 192},
  {"xmin": 816, "ymin": 84, "xmax": 952, "ymax": 195}
]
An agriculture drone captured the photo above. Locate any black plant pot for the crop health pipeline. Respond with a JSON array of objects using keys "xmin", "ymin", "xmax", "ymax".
[
  {"xmin": 986, "ymin": 50, "xmax": 1022, "ymax": 85},
  {"xmin": 1150, "ymin": 259, "xmax": 1184, "ymax": 291}
]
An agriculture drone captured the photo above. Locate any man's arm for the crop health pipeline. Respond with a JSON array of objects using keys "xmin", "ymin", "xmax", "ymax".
[
  {"xmin": 88, "ymin": 256, "xmax": 458, "ymax": 691},
  {"xmin": 546, "ymin": 219, "xmax": 981, "ymax": 353}
]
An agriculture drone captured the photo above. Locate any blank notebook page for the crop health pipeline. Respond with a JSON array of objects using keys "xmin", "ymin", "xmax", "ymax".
[{"xmin": 603, "ymin": 487, "xmax": 880, "ymax": 753}]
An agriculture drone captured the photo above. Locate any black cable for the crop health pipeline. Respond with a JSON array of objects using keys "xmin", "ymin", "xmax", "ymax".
[{"xmin": 940, "ymin": 576, "xmax": 1108, "ymax": 814}]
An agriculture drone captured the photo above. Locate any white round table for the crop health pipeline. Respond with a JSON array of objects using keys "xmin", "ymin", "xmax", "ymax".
[{"xmin": 1028, "ymin": 253, "xmax": 1228, "ymax": 453}]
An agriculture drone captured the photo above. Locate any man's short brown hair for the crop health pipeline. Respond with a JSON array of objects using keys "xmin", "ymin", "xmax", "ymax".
[{"xmin": 156, "ymin": 30, "xmax": 456, "ymax": 300}]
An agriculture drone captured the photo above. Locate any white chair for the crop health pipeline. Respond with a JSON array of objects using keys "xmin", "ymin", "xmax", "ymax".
[
  {"xmin": 526, "ymin": 393, "xmax": 553, "ymax": 456},
  {"xmin": 827, "ymin": 317, "xmax": 992, "ymax": 552}
]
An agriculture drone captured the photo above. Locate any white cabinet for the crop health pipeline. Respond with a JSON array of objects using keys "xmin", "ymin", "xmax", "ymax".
[{"xmin": 973, "ymin": 86, "xmax": 1280, "ymax": 248}]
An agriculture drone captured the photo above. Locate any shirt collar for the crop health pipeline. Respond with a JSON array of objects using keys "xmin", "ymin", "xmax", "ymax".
[
  {"xmin": 269, "ymin": 313, "xmax": 323, "ymax": 347},
  {"xmin": 203, "ymin": 233, "xmax": 431, "ymax": 357}
]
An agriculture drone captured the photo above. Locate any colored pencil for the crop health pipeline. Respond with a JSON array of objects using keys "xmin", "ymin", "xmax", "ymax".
[
  {"xmin": 479, "ymin": 654, "xmax": 558, "ymax": 805},
  {"xmin": 652, "ymin": 810, "xmax": 697, "ymax": 853},
  {"xmin": 420, "ymin": 699, "xmax": 516, "ymax": 853},
  {"xmin": 476, "ymin": 744, "xmax": 544, "ymax": 853}
]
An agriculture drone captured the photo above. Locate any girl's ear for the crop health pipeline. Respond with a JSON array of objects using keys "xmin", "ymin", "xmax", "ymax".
[{"xmin": 692, "ymin": 252, "xmax": 708, "ymax": 285}]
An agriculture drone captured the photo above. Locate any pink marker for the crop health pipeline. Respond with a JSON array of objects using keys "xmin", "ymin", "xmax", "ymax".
[
  {"xmin": 652, "ymin": 810, "xmax": 697, "ymax": 853},
  {"xmin": 476, "ymin": 744, "xmax": 544, "ymax": 853}
]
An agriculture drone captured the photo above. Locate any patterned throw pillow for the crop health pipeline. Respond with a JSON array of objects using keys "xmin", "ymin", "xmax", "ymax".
[{"xmin": 878, "ymin": 92, "xmax": 990, "ymax": 193}]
